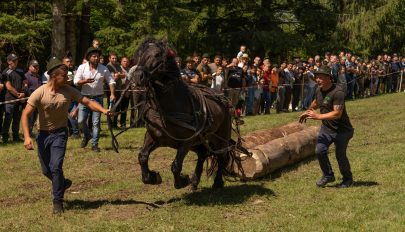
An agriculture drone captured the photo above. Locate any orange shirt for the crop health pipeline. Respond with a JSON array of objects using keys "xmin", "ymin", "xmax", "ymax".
[{"xmin": 270, "ymin": 71, "xmax": 279, "ymax": 92}]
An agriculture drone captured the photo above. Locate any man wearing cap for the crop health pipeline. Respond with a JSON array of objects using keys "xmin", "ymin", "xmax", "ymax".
[
  {"xmin": 299, "ymin": 65, "xmax": 354, "ymax": 188},
  {"xmin": 196, "ymin": 53, "xmax": 212, "ymax": 87},
  {"xmin": 74, "ymin": 47, "xmax": 115, "ymax": 152},
  {"xmin": 25, "ymin": 60, "xmax": 42, "ymax": 137},
  {"xmin": 2, "ymin": 53, "xmax": 28, "ymax": 143},
  {"xmin": 181, "ymin": 56, "xmax": 199, "ymax": 84},
  {"xmin": 21, "ymin": 57, "xmax": 112, "ymax": 214}
]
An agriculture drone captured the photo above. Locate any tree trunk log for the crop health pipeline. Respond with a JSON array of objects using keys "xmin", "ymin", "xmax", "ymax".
[
  {"xmin": 51, "ymin": 0, "xmax": 66, "ymax": 58},
  {"xmin": 233, "ymin": 125, "xmax": 319, "ymax": 180}
]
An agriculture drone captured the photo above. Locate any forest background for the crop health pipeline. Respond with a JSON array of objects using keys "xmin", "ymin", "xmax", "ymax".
[{"xmin": 1, "ymin": 0, "xmax": 404, "ymax": 67}]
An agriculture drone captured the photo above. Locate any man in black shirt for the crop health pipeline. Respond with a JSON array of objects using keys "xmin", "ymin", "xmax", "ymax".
[
  {"xmin": 2, "ymin": 53, "xmax": 27, "ymax": 143},
  {"xmin": 299, "ymin": 65, "xmax": 354, "ymax": 188}
]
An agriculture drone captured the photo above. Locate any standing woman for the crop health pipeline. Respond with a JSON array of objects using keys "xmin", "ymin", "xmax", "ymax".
[{"xmin": 21, "ymin": 58, "xmax": 111, "ymax": 214}]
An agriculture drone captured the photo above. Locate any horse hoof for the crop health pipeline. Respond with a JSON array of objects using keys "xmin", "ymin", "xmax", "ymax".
[
  {"xmin": 212, "ymin": 181, "xmax": 224, "ymax": 189},
  {"xmin": 142, "ymin": 171, "xmax": 162, "ymax": 185},
  {"xmin": 174, "ymin": 174, "xmax": 190, "ymax": 189}
]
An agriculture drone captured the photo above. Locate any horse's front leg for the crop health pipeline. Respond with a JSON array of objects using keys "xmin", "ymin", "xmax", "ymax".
[
  {"xmin": 139, "ymin": 132, "xmax": 161, "ymax": 185},
  {"xmin": 171, "ymin": 144, "xmax": 191, "ymax": 189}
]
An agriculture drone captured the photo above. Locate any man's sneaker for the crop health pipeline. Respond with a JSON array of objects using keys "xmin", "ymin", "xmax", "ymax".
[
  {"xmin": 316, "ymin": 176, "xmax": 336, "ymax": 187},
  {"xmin": 53, "ymin": 200, "xmax": 64, "ymax": 215},
  {"xmin": 338, "ymin": 179, "xmax": 353, "ymax": 188},
  {"xmin": 64, "ymin": 178, "xmax": 72, "ymax": 191},
  {"xmin": 80, "ymin": 136, "xmax": 91, "ymax": 148},
  {"xmin": 92, "ymin": 145, "xmax": 100, "ymax": 153}
]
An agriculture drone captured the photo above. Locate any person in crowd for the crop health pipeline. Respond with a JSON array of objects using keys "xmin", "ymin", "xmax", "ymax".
[
  {"xmin": 21, "ymin": 57, "xmax": 112, "ymax": 214},
  {"xmin": 25, "ymin": 60, "xmax": 42, "ymax": 137},
  {"xmin": 245, "ymin": 65, "xmax": 258, "ymax": 116},
  {"xmin": 106, "ymin": 53, "xmax": 125, "ymax": 111},
  {"xmin": 283, "ymin": 62, "xmax": 295, "ymax": 112},
  {"xmin": 299, "ymin": 65, "xmax": 354, "ymax": 188},
  {"xmin": 175, "ymin": 57, "xmax": 182, "ymax": 70},
  {"xmin": 74, "ymin": 47, "xmax": 116, "ymax": 152},
  {"xmin": 261, "ymin": 64, "xmax": 271, "ymax": 114},
  {"xmin": 390, "ymin": 54, "xmax": 401, "ymax": 92},
  {"xmin": 221, "ymin": 57, "xmax": 229, "ymax": 68},
  {"xmin": 180, "ymin": 56, "xmax": 199, "ymax": 84},
  {"xmin": 302, "ymin": 64, "xmax": 316, "ymax": 110},
  {"xmin": 291, "ymin": 64, "xmax": 304, "ymax": 112},
  {"xmin": 224, "ymin": 57, "xmax": 245, "ymax": 118},
  {"xmin": 208, "ymin": 55, "xmax": 221, "ymax": 74},
  {"xmin": 2, "ymin": 53, "xmax": 27, "ymax": 143},
  {"xmin": 0, "ymin": 59, "xmax": 4, "ymax": 134},
  {"xmin": 116, "ymin": 56, "xmax": 131, "ymax": 129},
  {"xmin": 211, "ymin": 65, "xmax": 224, "ymax": 91},
  {"xmin": 238, "ymin": 53, "xmax": 249, "ymax": 68},
  {"xmin": 237, "ymin": 45, "xmax": 247, "ymax": 60},
  {"xmin": 276, "ymin": 61, "xmax": 287, "ymax": 113},
  {"xmin": 63, "ymin": 56, "xmax": 80, "ymax": 139},
  {"xmin": 269, "ymin": 65, "xmax": 279, "ymax": 110},
  {"xmin": 252, "ymin": 56, "xmax": 262, "ymax": 68},
  {"xmin": 196, "ymin": 53, "xmax": 212, "ymax": 87},
  {"xmin": 192, "ymin": 54, "xmax": 200, "ymax": 69}
]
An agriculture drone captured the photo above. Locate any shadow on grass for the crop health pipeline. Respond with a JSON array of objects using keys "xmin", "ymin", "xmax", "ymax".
[
  {"xmin": 64, "ymin": 199, "xmax": 160, "ymax": 210},
  {"xmin": 183, "ymin": 184, "xmax": 275, "ymax": 206},
  {"xmin": 328, "ymin": 180, "xmax": 379, "ymax": 188}
]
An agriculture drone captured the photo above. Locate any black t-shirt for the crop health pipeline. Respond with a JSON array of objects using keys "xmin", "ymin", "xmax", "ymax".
[
  {"xmin": 181, "ymin": 68, "xmax": 198, "ymax": 80},
  {"xmin": 2, "ymin": 68, "xmax": 26, "ymax": 102},
  {"xmin": 226, "ymin": 66, "xmax": 244, "ymax": 88},
  {"xmin": 315, "ymin": 85, "xmax": 353, "ymax": 132}
]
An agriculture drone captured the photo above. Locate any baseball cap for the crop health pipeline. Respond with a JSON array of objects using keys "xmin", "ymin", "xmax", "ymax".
[
  {"xmin": 29, "ymin": 60, "xmax": 39, "ymax": 67},
  {"xmin": 7, "ymin": 53, "xmax": 18, "ymax": 61}
]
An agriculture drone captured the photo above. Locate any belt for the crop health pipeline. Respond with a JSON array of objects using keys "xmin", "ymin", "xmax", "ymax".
[
  {"xmin": 39, "ymin": 127, "xmax": 67, "ymax": 135},
  {"xmin": 83, "ymin": 95, "xmax": 104, "ymax": 99}
]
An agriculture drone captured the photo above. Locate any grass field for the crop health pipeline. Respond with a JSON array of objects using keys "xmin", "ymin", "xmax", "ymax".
[{"xmin": 0, "ymin": 92, "xmax": 404, "ymax": 232}]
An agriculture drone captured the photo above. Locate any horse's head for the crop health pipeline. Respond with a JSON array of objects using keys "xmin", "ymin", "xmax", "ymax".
[{"xmin": 128, "ymin": 37, "xmax": 179, "ymax": 87}]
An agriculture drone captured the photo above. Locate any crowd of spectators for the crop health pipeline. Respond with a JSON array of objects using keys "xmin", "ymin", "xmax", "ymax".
[
  {"xmin": 1, "ymin": 40, "xmax": 405, "ymax": 146},
  {"xmin": 178, "ymin": 46, "xmax": 405, "ymax": 117}
]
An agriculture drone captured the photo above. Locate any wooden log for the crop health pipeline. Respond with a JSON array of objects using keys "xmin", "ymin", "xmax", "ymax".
[
  {"xmin": 241, "ymin": 122, "xmax": 305, "ymax": 149},
  {"xmin": 234, "ymin": 126, "xmax": 319, "ymax": 180}
]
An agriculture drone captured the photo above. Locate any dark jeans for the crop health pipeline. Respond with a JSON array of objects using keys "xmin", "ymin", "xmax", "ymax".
[
  {"xmin": 113, "ymin": 95, "xmax": 130, "ymax": 127},
  {"xmin": 315, "ymin": 126, "xmax": 354, "ymax": 181},
  {"xmin": 37, "ymin": 128, "xmax": 68, "ymax": 201},
  {"xmin": 0, "ymin": 104, "xmax": 4, "ymax": 133},
  {"xmin": 2, "ymin": 103, "xmax": 22, "ymax": 141}
]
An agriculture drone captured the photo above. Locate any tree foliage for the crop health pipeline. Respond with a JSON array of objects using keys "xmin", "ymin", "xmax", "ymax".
[{"xmin": 0, "ymin": 0, "xmax": 404, "ymax": 66}]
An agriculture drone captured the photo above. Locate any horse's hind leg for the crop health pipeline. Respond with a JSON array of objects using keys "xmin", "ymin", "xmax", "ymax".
[
  {"xmin": 190, "ymin": 145, "xmax": 208, "ymax": 191},
  {"xmin": 212, "ymin": 154, "xmax": 226, "ymax": 189},
  {"xmin": 171, "ymin": 145, "xmax": 191, "ymax": 189},
  {"xmin": 139, "ymin": 132, "xmax": 162, "ymax": 185}
]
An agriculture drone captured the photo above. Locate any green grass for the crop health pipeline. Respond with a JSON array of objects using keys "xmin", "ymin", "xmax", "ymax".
[{"xmin": 1, "ymin": 93, "xmax": 404, "ymax": 232}]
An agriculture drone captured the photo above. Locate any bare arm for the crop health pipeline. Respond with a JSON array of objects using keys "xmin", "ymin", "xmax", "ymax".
[
  {"xmin": 79, "ymin": 96, "xmax": 110, "ymax": 115},
  {"xmin": 22, "ymin": 104, "xmax": 35, "ymax": 150},
  {"xmin": 6, "ymin": 81, "xmax": 24, "ymax": 98}
]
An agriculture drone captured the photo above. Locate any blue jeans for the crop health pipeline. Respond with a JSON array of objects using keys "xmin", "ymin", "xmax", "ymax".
[
  {"xmin": 315, "ymin": 126, "xmax": 354, "ymax": 181},
  {"xmin": 245, "ymin": 87, "xmax": 255, "ymax": 114},
  {"xmin": 68, "ymin": 102, "xmax": 79, "ymax": 136},
  {"xmin": 262, "ymin": 90, "xmax": 271, "ymax": 112},
  {"xmin": 37, "ymin": 128, "xmax": 68, "ymax": 201},
  {"xmin": 302, "ymin": 85, "xmax": 315, "ymax": 109},
  {"xmin": 2, "ymin": 103, "xmax": 22, "ymax": 141},
  {"xmin": 78, "ymin": 96, "xmax": 103, "ymax": 146}
]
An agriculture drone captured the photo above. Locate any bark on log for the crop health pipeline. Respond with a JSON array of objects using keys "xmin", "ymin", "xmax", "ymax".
[
  {"xmin": 234, "ymin": 126, "xmax": 319, "ymax": 180},
  {"xmin": 241, "ymin": 122, "xmax": 305, "ymax": 149}
]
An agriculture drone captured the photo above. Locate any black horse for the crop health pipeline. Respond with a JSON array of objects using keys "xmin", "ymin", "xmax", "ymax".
[{"xmin": 114, "ymin": 37, "xmax": 246, "ymax": 190}]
